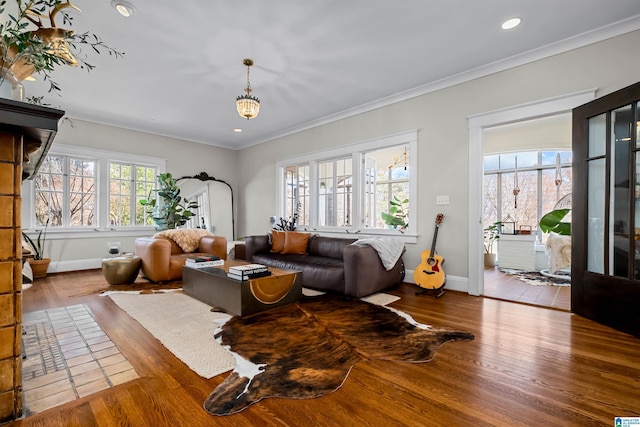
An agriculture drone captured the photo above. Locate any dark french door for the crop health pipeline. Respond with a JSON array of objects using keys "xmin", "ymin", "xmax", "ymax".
[{"xmin": 572, "ymin": 81, "xmax": 640, "ymax": 337}]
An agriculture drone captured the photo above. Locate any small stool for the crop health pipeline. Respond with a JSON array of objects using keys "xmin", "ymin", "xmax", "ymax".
[{"xmin": 101, "ymin": 256, "xmax": 141, "ymax": 285}]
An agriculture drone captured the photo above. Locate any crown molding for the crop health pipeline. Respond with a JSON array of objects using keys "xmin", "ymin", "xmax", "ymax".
[{"xmin": 241, "ymin": 14, "xmax": 640, "ymax": 150}]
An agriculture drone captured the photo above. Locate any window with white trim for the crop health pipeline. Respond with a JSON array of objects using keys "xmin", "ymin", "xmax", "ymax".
[
  {"xmin": 109, "ymin": 162, "xmax": 157, "ymax": 226},
  {"xmin": 318, "ymin": 157, "xmax": 352, "ymax": 227},
  {"xmin": 24, "ymin": 144, "xmax": 165, "ymax": 231},
  {"xmin": 483, "ymin": 150, "xmax": 572, "ymax": 242},
  {"xmin": 34, "ymin": 155, "xmax": 96, "ymax": 227},
  {"xmin": 277, "ymin": 131, "xmax": 417, "ymax": 235},
  {"xmin": 285, "ymin": 164, "xmax": 309, "ymax": 227}
]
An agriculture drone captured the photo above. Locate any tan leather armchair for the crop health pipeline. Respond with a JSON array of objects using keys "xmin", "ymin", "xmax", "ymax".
[{"xmin": 134, "ymin": 235, "xmax": 227, "ymax": 282}]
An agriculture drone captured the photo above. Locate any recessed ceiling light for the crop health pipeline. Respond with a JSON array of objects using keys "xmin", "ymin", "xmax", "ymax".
[
  {"xmin": 234, "ymin": 128, "xmax": 242, "ymax": 133},
  {"xmin": 501, "ymin": 17, "xmax": 521, "ymax": 30},
  {"xmin": 111, "ymin": 0, "xmax": 135, "ymax": 17}
]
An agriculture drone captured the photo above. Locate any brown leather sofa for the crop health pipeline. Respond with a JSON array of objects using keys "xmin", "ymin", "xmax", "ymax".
[
  {"xmin": 245, "ymin": 234, "xmax": 405, "ymax": 297},
  {"xmin": 134, "ymin": 235, "xmax": 227, "ymax": 282}
]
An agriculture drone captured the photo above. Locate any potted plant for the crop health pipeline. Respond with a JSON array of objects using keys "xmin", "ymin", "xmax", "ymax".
[
  {"xmin": 139, "ymin": 172, "xmax": 199, "ymax": 230},
  {"xmin": 0, "ymin": 0, "xmax": 123, "ymax": 99},
  {"xmin": 483, "ymin": 221, "xmax": 501, "ymax": 267},
  {"xmin": 22, "ymin": 218, "xmax": 50, "ymax": 278},
  {"xmin": 381, "ymin": 195, "xmax": 409, "ymax": 231}
]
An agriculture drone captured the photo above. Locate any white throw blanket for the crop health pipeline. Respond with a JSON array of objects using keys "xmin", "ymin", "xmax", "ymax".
[
  {"xmin": 353, "ymin": 237, "xmax": 405, "ymax": 270},
  {"xmin": 546, "ymin": 233, "xmax": 571, "ymax": 274}
]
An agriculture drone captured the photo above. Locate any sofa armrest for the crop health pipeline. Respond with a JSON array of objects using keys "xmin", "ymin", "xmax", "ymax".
[
  {"xmin": 245, "ymin": 235, "xmax": 271, "ymax": 262},
  {"xmin": 343, "ymin": 244, "xmax": 405, "ymax": 297},
  {"xmin": 198, "ymin": 236, "xmax": 228, "ymax": 260},
  {"xmin": 134, "ymin": 237, "xmax": 172, "ymax": 282}
]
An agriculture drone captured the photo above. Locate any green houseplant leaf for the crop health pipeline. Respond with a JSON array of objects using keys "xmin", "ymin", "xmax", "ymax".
[
  {"xmin": 381, "ymin": 196, "xmax": 409, "ymax": 230},
  {"xmin": 139, "ymin": 173, "xmax": 199, "ymax": 230},
  {"xmin": 0, "ymin": 0, "xmax": 124, "ymax": 96},
  {"xmin": 22, "ymin": 218, "xmax": 49, "ymax": 260},
  {"xmin": 539, "ymin": 208, "xmax": 571, "ymax": 235},
  {"xmin": 483, "ymin": 221, "xmax": 501, "ymax": 254}
]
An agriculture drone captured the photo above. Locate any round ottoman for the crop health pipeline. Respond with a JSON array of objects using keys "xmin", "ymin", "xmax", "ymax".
[{"xmin": 102, "ymin": 256, "xmax": 141, "ymax": 285}]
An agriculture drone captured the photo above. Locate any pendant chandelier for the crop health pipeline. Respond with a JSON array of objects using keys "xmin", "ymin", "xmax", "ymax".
[{"xmin": 236, "ymin": 58, "xmax": 260, "ymax": 120}]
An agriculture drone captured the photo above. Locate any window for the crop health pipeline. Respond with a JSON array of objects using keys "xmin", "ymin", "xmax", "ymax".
[
  {"xmin": 285, "ymin": 165, "xmax": 309, "ymax": 227},
  {"xmin": 276, "ymin": 131, "xmax": 416, "ymax": 238},
  {"xmin": 318, "ymin": 157, "xmax": 352, "ymax": 227},
  {"xmin": 369, "ymin": 146, "xmax": 409, "ymax": 229},
  {"xmin": 109, "ymin": 162, "xmax": 157, "ymax": 226},
  {"xmin": 483, "ymin": 150, "xmax": 572, "ymax": 240},
  {"xmin": 24, "ymin": 144, "xmax": 165, "ymax": 232},
  {"xmin": 34, "ymin": 155, "xmax": 96, "ymax": 227}
]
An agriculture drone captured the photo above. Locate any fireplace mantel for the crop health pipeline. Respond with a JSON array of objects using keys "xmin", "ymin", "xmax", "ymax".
[
  {"xmin": 0, "ymin": 98, "xmax": 64, "ymax": 422},
  {"xmin": 0, "ymin": 98, "xmax": 65, "ymax": 180}
]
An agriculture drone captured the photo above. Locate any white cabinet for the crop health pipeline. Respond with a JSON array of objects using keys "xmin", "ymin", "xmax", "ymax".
[{"xmin": 498, "ymin": 234, "xmax": 536, "ymax": 270}]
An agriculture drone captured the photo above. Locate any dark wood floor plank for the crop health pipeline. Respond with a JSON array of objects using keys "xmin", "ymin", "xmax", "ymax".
[{"xmin": 6, "ymin": 270, "xmax": 640, "ymax": 426}]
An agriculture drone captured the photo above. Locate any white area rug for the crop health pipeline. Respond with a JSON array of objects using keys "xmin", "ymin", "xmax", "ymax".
[
  {"xmin": 106, "ymin": 291, "xmax": 235, "ymax": 378},
  {"xmin": 106, "ymin": 289, "xmax": 400, "ymax": 379}
]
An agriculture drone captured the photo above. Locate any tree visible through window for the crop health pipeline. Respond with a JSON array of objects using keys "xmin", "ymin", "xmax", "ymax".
[
  {"xmin": 109, "ymin": 162, "xmax": 157, "ymax": 226},
  {"xmin": 34, "ymin": 155, "xmax": 96, "ymax": 227},
  {"xmin": 483, "ymin": 150, "xmax": 572, "ymax": 240},
  {"xmin": 27, "ymin": 146, "xmax": 164, "ymax": 231}
]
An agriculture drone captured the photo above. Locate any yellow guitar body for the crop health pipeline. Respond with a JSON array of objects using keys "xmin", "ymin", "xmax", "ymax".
[
  {"xmin": 414, "ymin": 213, "xmax": 446, "ymax": 291},
  {"xmin": 413, "ymin": 250, "xmax": 446, "ymax": 290}
]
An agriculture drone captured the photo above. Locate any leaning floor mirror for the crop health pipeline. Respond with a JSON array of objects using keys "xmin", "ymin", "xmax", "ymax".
[{"xmin": 177, "ymin": 172, "xmax": 235, "ymax": 242}]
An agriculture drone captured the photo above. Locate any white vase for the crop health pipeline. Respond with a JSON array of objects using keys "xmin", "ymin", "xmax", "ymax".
[{"xmin": 0, "ymin": 68, "xmax": 24, "ymax": 101}]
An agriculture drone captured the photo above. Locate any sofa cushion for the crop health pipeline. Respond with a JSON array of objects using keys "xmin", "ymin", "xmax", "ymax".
[
  {"xmin": 271, "ymin": 230, "xmax": 286, "ymax": 253},
  {"xmin": 252, "ymin": 253, "xmax": 346, "ymax": 293},
  {"xmin": 308, "ymin": 236, "xmax": 357, "ymax": 259},
  {"xmin": 281, "ymin": 231, "xmax": 311, "ymax": 255}
]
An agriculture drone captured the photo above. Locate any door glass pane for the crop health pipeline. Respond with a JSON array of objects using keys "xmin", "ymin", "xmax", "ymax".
[
  {"xmin": 611, "ymin": 105, "xmax": 633, "ymax": 277},
  {"xmin": 635, "ymin": 152, "xmax": 640, "ymax": 279},
  {"xmin": 588, "ymin": 113, "xmax": 606, "ymax": 157},
  {"xmin": 587, "ymin": 158, "xmax": 605, "ymax": 274}
]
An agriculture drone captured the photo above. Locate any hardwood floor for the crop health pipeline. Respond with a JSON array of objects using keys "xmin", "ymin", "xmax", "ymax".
[
  {"xmin": 8, "ymin": 270, "xmax": 640, "ymax": 426},
  {"xmin": 483, "ymin": 267, "xmax": 571, "ymax": 311}
]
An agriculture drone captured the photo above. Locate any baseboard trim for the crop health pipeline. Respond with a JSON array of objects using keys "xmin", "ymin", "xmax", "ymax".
[
  {"xmin": 404, "ymin": 269, "xmax": 468, "ymax": 293},
  {"xmin": 48, "ymin": 259, "xmax": 103, "ymax": 274}
]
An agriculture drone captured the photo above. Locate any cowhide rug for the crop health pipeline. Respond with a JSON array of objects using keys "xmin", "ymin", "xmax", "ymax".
[{"xmin": 204, "ymin": 294, "xmax": 475, "ymax": 416}]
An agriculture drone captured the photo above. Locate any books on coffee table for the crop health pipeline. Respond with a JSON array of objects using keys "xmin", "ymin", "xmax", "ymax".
[
  {"xmin": 185, "ymin": 256, "xmax": 224, "ymax": 268},
  {"xmin": 226, "ymin": 270, "xmax": 272, "ymax": 281},
  {"xmin": 187, "ymin": 255, "xmax": 221, "ymax": 263},
  {"xmin": 227, "ymin": 263, "xmax": 270, "ymax": 280}
]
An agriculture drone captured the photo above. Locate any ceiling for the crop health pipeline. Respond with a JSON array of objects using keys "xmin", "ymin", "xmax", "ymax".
[{"xmin": 18, "ymin": 0, "xmax": 640, "ymax": 150}]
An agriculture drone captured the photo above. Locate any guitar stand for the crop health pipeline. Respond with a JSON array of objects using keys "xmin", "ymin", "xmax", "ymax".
[{"xmin": 416, "ymin": 286, "xmax": 445, "ymax": 298}]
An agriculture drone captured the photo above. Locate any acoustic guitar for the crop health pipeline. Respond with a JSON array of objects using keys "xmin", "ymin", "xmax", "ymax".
[{"xmin": 413, "ymin": 213, "xmax": 445, "ymax": 296}]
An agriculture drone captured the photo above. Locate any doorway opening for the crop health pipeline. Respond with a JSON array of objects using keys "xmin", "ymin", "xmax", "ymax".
[
  {"xmin": 482, "ymin": 135, "xmax": 572, "ymax": 310},
  {"xmin": 467, "ymin": 89, "xmax": 597, "ymax": 309}
]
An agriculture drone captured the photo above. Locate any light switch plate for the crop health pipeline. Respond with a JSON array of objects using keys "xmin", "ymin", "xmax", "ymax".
[{"xmin": 436, "ymin": 195, "xmax": 450, "ymax": 205}]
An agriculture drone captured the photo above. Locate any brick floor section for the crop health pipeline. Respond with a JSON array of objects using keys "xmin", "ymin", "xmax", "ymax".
[{"xmin": 21, "ymin": 304, "xmax": 140, "ymax": 415}]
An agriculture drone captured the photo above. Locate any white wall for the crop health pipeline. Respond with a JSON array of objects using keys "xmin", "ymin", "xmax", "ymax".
[
  {"xmin": 236, "ymin": 29, "xmax": 640, "ymax": 292},
  {"xmin": 483, "ymin": 113, "xmax": 571, "ymax": 154},
  {"xmin": 31, "ymin": 30, "xmax": 640, "ymax": 286},
  {"xmin": 26, "ymin": 119, "xmax": 238, "ymax": 273}
]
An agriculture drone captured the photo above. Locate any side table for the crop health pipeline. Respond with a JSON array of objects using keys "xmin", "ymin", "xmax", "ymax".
[{"xmin": 102, "ymin": 256, "xmax": 141, "ymax": 285}]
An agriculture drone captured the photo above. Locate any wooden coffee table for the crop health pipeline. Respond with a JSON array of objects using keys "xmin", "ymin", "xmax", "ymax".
[{"xmin": 182, "ymin": 260, "xmax": 302, "ymax": 317}]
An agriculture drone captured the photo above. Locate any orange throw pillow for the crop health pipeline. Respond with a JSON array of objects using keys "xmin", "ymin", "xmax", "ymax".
[
  {"xmin": 271, "ymin": 230, "xmax": 286, "ymax": 253},
  {"xmin": 281, "ymin": 231, "xmax": 310, "ymax": 255}
]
